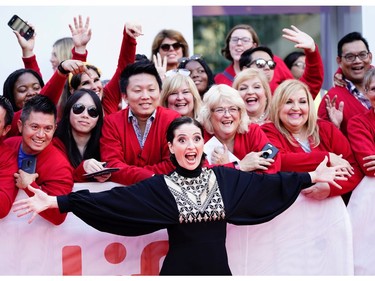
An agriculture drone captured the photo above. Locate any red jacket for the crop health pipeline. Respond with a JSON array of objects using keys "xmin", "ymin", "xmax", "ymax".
[
  {"xmin": 262, "ymin": 119, "xmax": 363, "ymax": 197},
  {"xmin": 204, "ymin": 123, "xmax": 281, "ymax": 174},
  {"xmin": 0, "ymin": 143, "xmax": 19, "ymax": 218},
  {"xmin": 347, "ymin": 109, "xmax": 375, "ymax": 177},
  {"xmin": 100, "ymin": 106, "xmax": 180, "ymax": 185},
  {"xmin": 4, "ymin": 137, "xmax": 74, "ymax": 225},
  {"xmin": 317, "ymin": 85, "xmax": 369, "ymax": 137}
]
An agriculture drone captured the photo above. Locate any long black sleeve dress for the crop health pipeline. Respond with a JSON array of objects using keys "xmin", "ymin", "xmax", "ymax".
[{"xmin": 57, "ymin": 165, "xmax": 313, "ymax": 275}]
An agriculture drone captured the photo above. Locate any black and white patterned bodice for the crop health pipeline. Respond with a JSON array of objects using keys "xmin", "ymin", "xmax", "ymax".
[{"xmin": 165, "ymin": 168, "xmax": 226, "ymax": 224}]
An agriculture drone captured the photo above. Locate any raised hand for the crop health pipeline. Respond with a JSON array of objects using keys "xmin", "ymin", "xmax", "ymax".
[
  {"xmin": 69, "ymin": 15, "xmax": 91, "ymax": 52},
  {"xmin": 125, "ymin": 22, "xmax": 143, "ymax": 39},
  {"xmin": 282, "ymin": 25, "xmax": 315, "ymax": 52},
  {"xmin": 153, "ymin": 53, "xmax": 168, "ymax": 80},
  {"xmin": 325, "ymin": 95, "xmax": 344, "ymax": 129},
  {"xmin": 13, "ymin": 22, "xmax": 36, "ymax": 58}
]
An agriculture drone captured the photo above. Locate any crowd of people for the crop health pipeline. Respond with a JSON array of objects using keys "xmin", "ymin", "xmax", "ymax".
[{"xmin": 1, "ymin": 14, "xmax": 374, "ymax": 275}]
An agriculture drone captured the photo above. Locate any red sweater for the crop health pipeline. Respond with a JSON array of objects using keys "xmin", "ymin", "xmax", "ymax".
[
  {"xmin": 0, "ymin": 143, "xmax": 19, "ymax": 218},
  {"xmin": 4, "ymin": 137, "xmax": 74, "ymax": 225},
  {"xmin": 262, "ymin": 119, "xmax": 363, "ymax": 197},
  {"xmin": 347, "ymin": 109, "xmax": 375, "ymax": 177},
  {"xmin": 100, "ymin": 106, "xmax": 180, "ymax": 185},
  {"xmin": 204, "ymin": 123, "xmax": 281, "ymax": 174},
  {"xmin": 317, "ymin": 85, "xmax": 369, "ymax": 137},
  {"xmin": 102, "ymin": 25, "xmax": 137, "ymax": 115}
]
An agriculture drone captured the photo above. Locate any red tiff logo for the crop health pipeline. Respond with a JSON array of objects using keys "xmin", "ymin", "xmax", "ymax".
[{"xmin": 62, "ymin": 241, "xmax": 169, "ymax": 275}]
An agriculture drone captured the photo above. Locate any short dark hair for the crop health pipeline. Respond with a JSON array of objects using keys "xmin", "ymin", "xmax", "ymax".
[
  {"xmin": 20, "ymin": 95, "xmax": 56, "ymax": 123},
  {"xmin": 119, "ymin": 60, "xmax": 162, "ymax": 94},
  {"xmin": 239, "ymin": 46, "xmax": 274, "ymax": 70},
  {"xmin": 3, "ymin": 68, "xmax": 44, "ymax": 111},
  {"xmin": 337, "ymin": 31, "xmax": 370, "ymax": 57},
  {"xmin": 283, "ymin": 51, "xmax": 305, "ymax": 70},
  {"xmin": 0, "ymin": 95, "xmax": 14, "ymax": 126}
]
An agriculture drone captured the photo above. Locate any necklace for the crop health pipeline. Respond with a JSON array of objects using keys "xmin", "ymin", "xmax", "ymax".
[{"xmin": 252, "ymin": 112, "xmax": 266, "ymax": 124}]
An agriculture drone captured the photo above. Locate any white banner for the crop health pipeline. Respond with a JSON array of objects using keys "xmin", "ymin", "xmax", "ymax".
[{"xmin": 0, "ymin": 181, "xmax": 355, "ymax": 275}]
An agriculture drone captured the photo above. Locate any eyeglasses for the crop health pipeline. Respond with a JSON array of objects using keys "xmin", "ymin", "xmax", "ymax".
[
  {"xmin": 160, "ymin": 42, "xmax": 183, "ymax": 52},
  {"xmin": 72, "ymin": 103, "xmax": 99, "ymax": 118},
  {"xmin": 165, "ymin": 68, "xmax": 191, "ymax": 78},
  {"xmin": 230, "ymin": 37, "xmax": 253, "ymax": 44},
  {"xmin": 248, "ymin": 59, "xmax": 277, "ymax": 70},
  {"xmin": 341, "ymin": 51, "xmax": 369, "ymax": 62},
  {"xmin": 178, "ymin": 54, "xmax": 203, "ymax": 64},
  {"xmin": 212, "ymin": 106, "xmax": 240, "ymax": 115},
  {"xmin": 292, "ymin": 62, "xmax": 306, "ymax": 69}
]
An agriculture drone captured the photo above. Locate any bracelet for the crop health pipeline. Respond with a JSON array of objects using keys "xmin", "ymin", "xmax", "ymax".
[
  {"xmin": 57, "ymin": 60, "xmax": 70, "ymax": 75},
  {"xmin": 233, "ymin": 161, "xmax": 241, "ymax": 170}
]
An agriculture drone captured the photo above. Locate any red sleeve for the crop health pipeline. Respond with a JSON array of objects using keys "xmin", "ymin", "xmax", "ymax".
[
  {"xmin": 22, "ymin": 55, "xmax": 42, "ymax": 78},
  {"xmin": 102, "ymin": 25, "xmax": 137, "ymax": 115},
  {"xmin": 39, "ymin": 71, "xmax": 67, "ymax": 105},
  {"xmin": 72, "ymin": 47, "xmax": 88, "ymax": 61},
  {"xmin": 347, "ymin": 111, "xmax": 375, "ymax": 177},
  {"xmin": 299, "ymin": 44, "xmax": 324, "ymax": 99},
  {"xmin": 0, "ymin": 145, "xmax": 19, "ymax": 218},
  {"xmin": 270, "ymin": 56, "xmax": 294, "ymax": 93}
]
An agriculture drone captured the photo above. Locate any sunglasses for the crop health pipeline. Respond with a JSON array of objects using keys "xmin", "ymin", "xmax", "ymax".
[
  {"xmin": 72, "ymin": 103, "xmax": 99, "ymax": 118},
  {"xmin": 165, "ymin": 68, "xmax": 191, "ymax": 78},
  {"xmin": 178, "ymin": 54, "xmax": 203, "ymax": 64},
  {"xmin": 248, "ymin": 59, "xmax": 277, "ymax": 70},
  {"xmin": 160, "ymin": 42, "xmax": 183, "ymax": 52}
]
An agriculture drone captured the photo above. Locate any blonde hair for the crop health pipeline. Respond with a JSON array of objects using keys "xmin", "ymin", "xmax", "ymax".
[
  {"xmin": 232, "ymin": 68, "xmax": 272, "ymax": 120},
  {"xmin": 160, "ymin": 73, "xmax": 202, "ymax": 118},
  {"xmin": 197, "ymin": 84, "xmax": 250, "ymax": 134},
  {"xmin": 53, "ymin": 37, "xmax": 74, "ymax": 62},
  {"xmin": 269, "ymin": 79, "xmax": 320, "ymax": 147}
]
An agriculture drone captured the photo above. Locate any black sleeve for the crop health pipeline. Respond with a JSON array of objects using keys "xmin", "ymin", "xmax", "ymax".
[
  {"xmin": 57, "ymin": 176, "xmax": 179, "ymax": 236},
  {"xmin": 213, "ymin": 167, "xmax": 312, "ymax": 225}
]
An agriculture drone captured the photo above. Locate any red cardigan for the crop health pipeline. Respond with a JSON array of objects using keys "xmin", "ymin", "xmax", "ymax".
[
  {"xmin": 262, "ymin": 119, "xmax": 363, "ymax": 197},
  {"xmin": 347, "ymin": 109, "xmax": 375, "ymax": 177},
  {"xmin": 204, "ymin": 123, "xmax": 281, "ymax": 174},
  {"xmin": 0, "ymin": 143, "xmax": 19, "ymax": 218},
  {"xmin": 4, "ymin": 137, "xmax": 74, "ymax": 225},
  {"xmin": 100, "ymin": 106, "xmax": 180, "ymax": 185},
  {"xmin": 317, "ymin": 85, "xmax": 369, "ymax": 137}
]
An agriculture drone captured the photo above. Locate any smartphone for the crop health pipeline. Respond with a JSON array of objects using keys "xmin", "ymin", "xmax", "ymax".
[
  {"xmin": 7, "ymin": 15, "xmax": 34, "ymax": 40},
  {"xmin": 21, "ymin": 157, "xmax": 37, "ymax": 174},
  {"xmin": 260, "ymin": 143, "xmax": 279, "ymax": 159}
]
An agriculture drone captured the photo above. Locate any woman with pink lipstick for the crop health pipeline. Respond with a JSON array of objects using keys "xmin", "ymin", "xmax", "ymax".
[
  {"xmin": 13, "ymin": 116, "xmax": 349, "ymax": 275},
  {"xmin": 160, "ymin": 72, "xmax": 202, "ymax": 118},
  {"xmin": 53, "ymin": 88, "xmax": 110, "ymax": 183},
  {"xmin": 232, "ymin": 68, "xmax": 272, "ymax": 125},
  {"xmin": 262, "ymin": 79, "xmax": 363, "ymax": 199}
]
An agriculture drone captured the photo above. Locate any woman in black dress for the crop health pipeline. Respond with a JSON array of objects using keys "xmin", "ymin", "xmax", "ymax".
[{"xmin": 13, "ymin": 116, "xmax": 348, "ymax": 275}]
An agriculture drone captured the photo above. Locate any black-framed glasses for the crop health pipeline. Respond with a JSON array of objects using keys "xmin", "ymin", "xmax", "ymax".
[
  {"xmin": 72, "ymin": 103, "xmax": 99, "ymax": 118},
  {"xmin": 178, "ymin": 54, "xmax": 203, "ymax": 64},
  {"xmin": 160, "ymin": 42, "xmax": 183, "ymax": 52},
  {"xmin": 248, "ymin": 59, "xmax": 277, "ymax": 70},
  {"xmin": 341, "ymin": 51, "xmax": 369, "ymax": 62}
]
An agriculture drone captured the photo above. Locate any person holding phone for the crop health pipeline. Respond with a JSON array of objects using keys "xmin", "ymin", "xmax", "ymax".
[
  {"xmin": 0, "ymin": 96, "xmax": 19, "ymax": 219},
  {"xmin": 4, "ymin": 95, "xmax": 73, "ymax": 225},
  {"xmin": 262, "ymin": 79, "xmax": 363, "ymax": 199},
  {"xmin": 53, "ymin": 88, "xmax": 111, "ymax": 183},
  {"xmin": 197, "ymin": 84, "xmax": 280, "ymax": 173},
  {"xmin": 13, "ymin": 116, "xmax": 350, "ymax": 275}
]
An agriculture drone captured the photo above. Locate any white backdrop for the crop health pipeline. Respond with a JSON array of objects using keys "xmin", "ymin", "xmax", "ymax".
[{"xmin": 0, "ymin": 5, "xmax": 193, "ymax": 87}]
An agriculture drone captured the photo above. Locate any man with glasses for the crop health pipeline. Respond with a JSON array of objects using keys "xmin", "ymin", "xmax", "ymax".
[
  {"xmin": 318, "ymin": 32, "xmax": 372, "ymax": 138},
  {"xmin": 239, "ymin": 26, "xmax": 324, "ymax": 98},
  {"xmin": 4, "ymin": 95, "xmax": 73, "ymax": 224}
]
